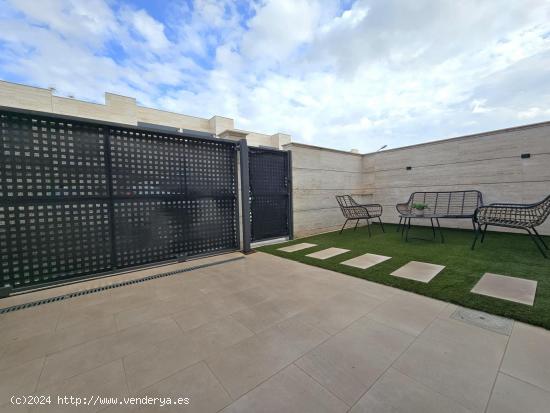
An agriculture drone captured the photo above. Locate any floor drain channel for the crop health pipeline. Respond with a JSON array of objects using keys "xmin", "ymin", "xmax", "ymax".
[
  {"xmin": 0, "ymin": 256, "xmax": 244, "ymax": 314},
  {"xmin": 450, "ymin": 307, "xmax": 514, "ymax": 336}
]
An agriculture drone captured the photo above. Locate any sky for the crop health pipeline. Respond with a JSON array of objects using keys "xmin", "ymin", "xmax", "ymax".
[{"xmin": 0, "ymin": 0, "xmax": 549, "ymax": 153}]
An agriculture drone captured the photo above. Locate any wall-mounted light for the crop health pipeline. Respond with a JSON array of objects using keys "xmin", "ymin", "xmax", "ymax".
[
  {"xmin": 521, "ymin": 153, "xmax": 531, "ymax": 159},
  {"xmin": 406, "ymin": 166, "xmax": 412, "ymax": 170}
]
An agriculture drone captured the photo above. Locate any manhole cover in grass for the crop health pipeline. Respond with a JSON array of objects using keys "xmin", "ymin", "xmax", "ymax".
[{"xmin": 450, "ymin": 307, "xmax": 513, "ymax": 336}]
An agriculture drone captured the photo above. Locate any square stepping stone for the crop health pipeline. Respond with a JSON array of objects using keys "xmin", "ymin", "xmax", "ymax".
[
  {"xmin": 391, "ymin": 261, "xmax": 445, "ymax": 283},
  {"xmin": 471, "ymin": 273, "xmax": 537, "ymax": 306},
  {"xmin": 277, "ymin": 243, "xmax": 317, "ymax": 253},
  {"xmin": 306, "ymin": 247, "xmax": 350, "ymax": 260},
  {"xmin": 341, "ymin": 253, "xmax": 391, "ymax": 269}
]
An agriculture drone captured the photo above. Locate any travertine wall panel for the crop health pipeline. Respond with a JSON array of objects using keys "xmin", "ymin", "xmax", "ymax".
[
  {"xmin": 366, "ymin": 123, "xmax": 550, "ymax": 235},
  {"xmin": 0, "ymin": 80, "xmax": 52, "ymax": 111},
  {"xmin": 285, "ymin": 143, "xmax": 364, "ymax": 237},
  {"xmin": 290, "ymin": 122, "xmax": 550, "ymax": 237},
  {"xmin": 136, "ymin": 106, "xmax": 210, "ymax": 132}
]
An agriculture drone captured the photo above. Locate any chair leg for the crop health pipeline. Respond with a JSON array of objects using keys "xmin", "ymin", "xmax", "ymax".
[
  {"xmin": 340, "ymin": 219, "xmax": 349, "ymax": 234},
  {"xmin": 526, "ymin": 229, "xmax": 548, "ymax": 258},
  {"xmin": 532, "ymin": 228, "xmax": 549, "ymax": 250},
  {"xmin": 396, "ymin": 216, "xmax": 402, "ymax": 232},
  {"xmin": 366, "ymin": 219, "xmax": 372, "ymax": 237},
  {"xmin": 378, "ymin": 217, "xmax": 385, "ymax": 233},
  {"xmin": 405, "ymin": 218, "xmax": 412, "ymax": 241},
  {"xmin": 401, "ymin": 218, "xmax": 407, "ymax": 238},
  {"xmin": 436, "ymin": 218, "xmax": 444, "ymax": 243},
  {"xmin": 471, "ymin": 218, "xmax": 476, "ymax": 232},
  {"xmin": 354, "ymin": 219, "xmax": 360, "ymax": 231},
  {"xmin": 480, "ymin": 224, "xmax": 488, "ymax": 243},
  {"xmin": 430, "ymin": 218, "xmax": 436, "ymax": 240},
  {"xmin": 471, "ymin": 223, "xmax": 481, "ymax": 250}
]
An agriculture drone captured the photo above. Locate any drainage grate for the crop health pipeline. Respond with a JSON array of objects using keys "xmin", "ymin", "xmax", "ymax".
[
  {"xmin": 0, "ymin": 256, "xmax": 244, "ymax": 314},
  {"xmin": 450, "ymin": 307, "xmax": 514, "ymax": 336}
]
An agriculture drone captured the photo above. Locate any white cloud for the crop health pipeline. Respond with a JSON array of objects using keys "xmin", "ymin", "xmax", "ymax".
[
  {"xmin": 518, "ymin": 107, "xmax": 550, "ymax": 119},
  {"xmin": 0, "ymin": 0, "xmax": 549, "ymax": 153},
  {"xmin": 241, "ymin": 0, "xmax": 322, "ymax": 61},
  {"xmin": 127, "ymin": 9, "xmax": 171, "ymax": 51}
]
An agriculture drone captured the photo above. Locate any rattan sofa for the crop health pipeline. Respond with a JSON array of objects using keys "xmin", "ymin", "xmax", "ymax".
[{"xmin": 396, "ymin": 190, "xmax": 483, "ymax": 233}]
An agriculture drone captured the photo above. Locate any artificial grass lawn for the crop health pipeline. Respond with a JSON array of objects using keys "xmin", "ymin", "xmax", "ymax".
[{"xmin": 258, "ymin": 223, "xmax": 550, "ymax": 330}]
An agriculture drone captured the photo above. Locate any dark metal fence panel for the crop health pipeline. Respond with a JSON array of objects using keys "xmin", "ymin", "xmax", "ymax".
[
  {"xmin": 249, "ymin": 147, "xmax": 291, "ymax": 241},
  {"xmin": 1, "ymin": 109, "xmax": 239, "ymax": 290},
  {"xmin": 106, "ymin": 125, "xmax": 239, "ymax": 269},
  {"xmin": 0, "ymin": 111, "xmax": 113, "ymax": 288}
]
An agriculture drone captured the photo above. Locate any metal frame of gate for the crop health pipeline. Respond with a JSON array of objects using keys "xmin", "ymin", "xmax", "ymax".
[
  {"xmin": 248, "ymin": 146, "xmax": 293, "ymax": 243},
  {"xmin": 0, "ymin": 107, "xmax": 241, "ymax": 293}
]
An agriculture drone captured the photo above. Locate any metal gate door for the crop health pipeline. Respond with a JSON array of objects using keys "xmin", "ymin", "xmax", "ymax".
[
  {"xmin": 0, "ymin": 108, "xmax": 239, "ymax": 291},
  {"xmin": 248, "ymin": 147, "xmax": 292, "ymax": 242}
]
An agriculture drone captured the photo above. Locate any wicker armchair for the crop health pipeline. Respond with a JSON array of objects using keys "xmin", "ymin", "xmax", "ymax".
[
  {"xmin": 335, "ymin": 195, "xmax": 384, "ymax": 236},
  {"xmin": 472, "ymin": 195, "xmax": 550, "ymax": 258}
]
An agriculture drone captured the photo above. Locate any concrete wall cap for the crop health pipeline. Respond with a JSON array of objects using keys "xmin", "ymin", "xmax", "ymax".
[
  {"xmin": 283, "ymin": 142, "xmax": 364, "ymax": 156},
  {"xmin": 219, "ymin": 129, "xmax": 249, "ymax": 139},
  {"xmin": 363, "ymin": 120, "xmax": 550, "ymax": 156}
]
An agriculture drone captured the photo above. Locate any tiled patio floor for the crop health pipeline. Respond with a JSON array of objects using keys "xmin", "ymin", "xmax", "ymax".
[{"xmin": 1, "ymin": 252, "xmax": 549, "ymax": 412}]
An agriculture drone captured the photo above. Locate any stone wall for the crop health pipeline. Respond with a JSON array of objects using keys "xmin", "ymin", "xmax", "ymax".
[
  {"xmin": 284, "ymin": 143, "xmax": 366, "ymax": 237},
  {"xmin": 366, "ymin": 122, "xmax": 550, "ymax": 235},
  {"xmin": 289, "ymin": 121, "xmax": 550, "ymax": 237}
]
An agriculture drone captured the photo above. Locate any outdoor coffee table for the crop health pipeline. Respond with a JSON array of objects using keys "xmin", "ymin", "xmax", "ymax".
[{"xmin": 399, "ymin": 213, "xmax": 445, "ymax": 243}]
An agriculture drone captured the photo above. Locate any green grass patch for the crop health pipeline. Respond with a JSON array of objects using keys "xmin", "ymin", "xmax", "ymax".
[{"xmin": 258, "ymin": 223, "xmax": 550, "ymax": 330}]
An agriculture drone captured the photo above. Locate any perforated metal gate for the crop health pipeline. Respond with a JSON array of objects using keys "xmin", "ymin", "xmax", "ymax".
[
  {"xmin": 0, "ymin": 109, "xmax": 239, "ymax": 290},
  {"xmin": 248, "ymin": 147, "xmax": 292, "ymax": 242}
]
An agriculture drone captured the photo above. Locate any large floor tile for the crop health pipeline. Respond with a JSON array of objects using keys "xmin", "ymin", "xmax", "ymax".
[
  {"xmin": 296, "ymin": 318, "xmax": 415, "ymax": 405},
  {"xmin": 38, "ymin": 317, "xmax": 180, "ymax": 389},
  {"xmin": 306, "ymin": 248, "xmax": 350, "ymax": 260},
  {"xmin": 278, "ymin": 243, "xmax": 317, "ymax": 252},
  {"xmin": 55, "ymin": 304, "xmax": 119, "ymax": 332},
  {"xmin": 366, "ymin": 292, "xmax": 446, "ymax": 336},
  {"xmin": 393, "ymin": 318, "xmax": 507, "ymax": 412},
  {"xmin": 137, "ymin": 362, "xmax": 231, "ymax": 413},
  {"xmin": 501, "ymin": 322, "xmax": 550, "ymax": 392},
  {"xmin": 206, "ymin": 317, "xmax": 329, "ymax": 400},
  {"xmin": 471, "ymin": 273, "xmax": 537, "ymax": 306},
  {"xmin": 486, "ymin": 373, "xmax": 550, "ymax": 413},
  {"xmin": 172, "ymin": 301, "xmax": 226, "ymax": 332},
  {"xmin": 123, "ymin": 316, "xmax": 253, "ymax": 393},
  {"xmin": 337, "ymin": 277, "xmax": 398, "ymax": 301},
  {"xmin": 390, "ymin": 261, "xmax": 445, "ymax": 283},
  {"xmin": 114, "ymin": 292, "xmax": 204, "ymax": 330},
  {"xmin": 292, "ymin": 291, "xmax": 383, "ymax": 335},
  {"xmin": 350, "ymin": 368, "xmax": 471, "ymax": 413},
  {"xmin": 0, "ymin": 315, "xmax": 117, "ymax": 370},
  {"xmin": 262, "ymin": 296, "xmax": 313, "ymax": 318},
  {"xmin": 341, "ymin": 253, "xmax": 391, "ymax": 270},
  {"xmin": 0, "ymin": 306, "xmax": 61, "ymax": 345},
  {"xmin": 231, "ymin": 300, "xmax": 289, "ymax": 333},
  {"xmin": 34, "ymin": 360, "xmax": 128, "ymax": 412},
  {"xmin": 208, "ymin": 286, "xmax": 275, "ymax": 314},
  {"xmin": 0, "ymin": 358, "xmax": 44, "ymax": 405},
  {"xmin": 221, "ymin": 364, "xmax": 348, "ymax": 413}
]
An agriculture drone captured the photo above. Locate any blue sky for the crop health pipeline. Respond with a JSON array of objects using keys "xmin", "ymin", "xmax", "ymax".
[{"xmin": 0, "ymin": 0, "xmax": 549, "ymax": 152}]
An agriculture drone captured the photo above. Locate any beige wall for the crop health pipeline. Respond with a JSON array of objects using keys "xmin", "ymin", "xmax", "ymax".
[
  {"xmin": 366, "ymin": 122, "xmax": 550, "ymax": 235},
  {"xmin": 284, "ymin": 143, "xmax": 366, "ymax": 237},
  {"xmin": 289, "ymin": 122, "xmax": 550, "ymax": 238},
  {"xmin": 0, "ymin": 80, "xmax": 288, "ymax": 148}
]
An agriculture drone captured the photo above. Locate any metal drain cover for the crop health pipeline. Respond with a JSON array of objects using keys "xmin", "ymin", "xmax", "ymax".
[{"xmin": 450, "ymin": 307, "xmax": 513, "ymax": 336}]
